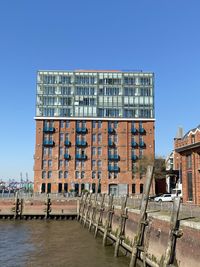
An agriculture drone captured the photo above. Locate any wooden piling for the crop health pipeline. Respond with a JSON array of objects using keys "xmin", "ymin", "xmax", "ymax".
[
  {"xmin": 14, "ymin": 192, "xmax": 20, "ymax": 219},
  {"xmin": 45, "ymin": 194, "xmax": 51, "ymax": 219},
  {"xmin": 80, "ymin": 192, "xmax": 89, "ymax": 223},
  {"xmin": 88, "ymin": 193, "xmax": 98, "ymax": 231},
  {"xmin": 162, "ymin": 197, "xmax": 182, "ymax": 267},
  {"xmin": 84, "ymin": 193, "xmax": 92, "ymax": 227},
  {"xmin": 94, "ymin": 194, "xmax": 105, "ymax": 238},
  {"xmin": 77, "ymin": 192, "xmax": 84, "ymax": 220},
  {"xmin": 103, "ymin": 194, "xmax": 114, "ymax": 246},
  {"xmin": 129, "ymin": 165, "xmax": 154, "ymax": 267},
  {"xmin": 114, "ymin": 195, "xmax": 128, "ymax": 257}
]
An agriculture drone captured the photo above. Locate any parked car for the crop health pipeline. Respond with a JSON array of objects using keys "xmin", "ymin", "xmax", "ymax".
[{"xmin": 154, "ymin": 194, "xmax": 173, "ymax": 202}]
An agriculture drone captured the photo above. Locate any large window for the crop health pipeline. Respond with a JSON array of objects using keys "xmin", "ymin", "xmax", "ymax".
[
  {"xmin": 186, "ymin": 154, "xmax": 192, "ymax": 169},
  {"xmin": 187, "ymin": 172, "xmax": 193, "ymax": 201}
]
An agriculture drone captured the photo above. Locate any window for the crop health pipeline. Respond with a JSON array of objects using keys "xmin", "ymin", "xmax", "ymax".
[
  {"xmin": 92, "ymin": 134, "xmax": 96, "ymax": 142},
  {"xmin": 187, "ymin": 172, "xmax": 193, "ymax": 201},
  {"xmin": 64, "ymin": 171, "xmax": 68, "ymax": 179},
  {"xmin": 114, "ymin": 121, "xmax": 118, "ymax": 129},
  {"xmin": 41, "ymin": 183, "xmax": 46, "ymax": 193},
  {"xmin": 132, "ymin": 184, "xmax": 136, "ymax": 194},
  {"xmin": 60, "ymin": 120, "xmax": 64, "ymax": 128},
  {"xmin": 66, "ymin": 120, "xmax": 70, "ymax": 128},
  {"xmin": 114, "ymin": 135, "xmax": 118, "ymax": 143},
  {"xmin": 48, "ymin": 171, "xmax": 52, "ymax": 179},
  {"xmin": 140, "ymin": 184, "xmax": 143, "ymax": 194},
  {"xmin": 58, "ymin": 183, "xmax": 62, "ymax": 193},
  {"xmin": 98, "ymin": 133, "xmax": 102, "ymax": 143},
  {"xmin": 92, "ymin": 160, "xmax": 96, "ymax": 168},
  {"xmin": 49, "ymin": 147, "xmax": 52, "ymax": 157},
  {"xmin": 60, "ymin": 133, "xmax": 64, "ymax": 142},
  {"xmin": 76, "ymin": 161, "xmax": 81, "ymax": 168},
  {"xmin": 43, "ymin": 147, "xmax": 48, "ymax": 156},
  {"xmin": 186, "ymin": 154, "xmax": 192, "ymax": 169},
  {"xmin": 92, "ymin": 147, "xmax": 96, "ymax": 156},
  {"xmin": 97, "ymin": 171, "xmax": 101, "ymax": 179},
  {"xmin": 65, "ymin": 160, "xmax": 69, "ymax": 168},
  {"xmin": 48, "ymin": 160, "xmax": 52, "ymax": 168},
  {"xmin": 97, "ymin": 160, "xmax": 102, "ymax": 168},
  {"xmin": 97, "ymin": 147, "xmax": 102, "ymax": 156},
  {"xmin": 59, "ymin": 160, "xmax": 63, "ymax": 168},
  {"xmin": 42, "ymin": 160, "xmax": 47, "ymax": 169},
  {"xmin": 92, "ymin": 121, "xmax": 96, "ymax": 128},
  {"xmin": 75, "ymin": 171, "xmax": 80, "ymax": 179},
  {"xmin": 59, "ymin": 171, "xmax": 63, "ymax": 179},
  {"xmin": 81, "ymin": 171, "xmax": 85, "ymax": 179},
  {"xmin": 92, "ymin": 171, "xmax": 96, "ymax": 179},
  {"xmin": 98, "ymin": 121, "xmax": 102, "ymax": 128},
  {"xmin": 42, "ymin": 171, "xmax": 46, "ymax": 179},
  {"xmin": 64, "ymin": 183, "xmax": 68, "ymax": 193},
  {"xmin": 65, "ymin": 133, "xmax": 69, "ymax": 141}
]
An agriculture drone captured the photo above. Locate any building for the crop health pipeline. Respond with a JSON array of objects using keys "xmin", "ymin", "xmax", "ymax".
[
  {"xmin": 174, "ymin": 125, "xmax": 200, "ymax": 204},
  {"xmin": 165, "ymin": 151, "xmax": 180, "ymax": 194},
  {"xmin": 34, "ymin": 70, "xmax": 155, "ymax": 195}
]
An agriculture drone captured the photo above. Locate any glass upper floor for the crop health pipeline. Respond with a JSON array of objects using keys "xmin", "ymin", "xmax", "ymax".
[{"xmin": 36, "ymin": 70, "xmax": 154, "ymax": 119}]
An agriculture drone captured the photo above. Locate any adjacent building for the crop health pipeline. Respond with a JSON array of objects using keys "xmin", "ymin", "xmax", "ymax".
[
  {"xmin": 174, "ymin": 125, "xmax": 200, "ymax": 204},
  {"xmin": 34, "ymin": 70, "xmax": 155, "ymax": 195}
]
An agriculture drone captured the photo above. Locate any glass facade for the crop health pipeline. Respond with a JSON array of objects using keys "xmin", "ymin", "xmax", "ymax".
[{"xmin": 36, "ymin": 70, "xmax": 154, "ymax": 119}]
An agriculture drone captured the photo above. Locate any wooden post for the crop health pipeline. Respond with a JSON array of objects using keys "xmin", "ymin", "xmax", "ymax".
[
  {"xmin": 103, "ymin": 194, "xmax": 114, "ymax": 246},
  {"xmin": 129, "ymin": 165, "xmax": 154, "ymax": 267},
  {"xmin": 84, "ymin": 193, "xmax": 92, "ymax": 227},
  {"xmin": 77, "ymin": 192, "xmax": 84, "ymax": 220},
  {"xmin": 162, "ymin": 197, "xmax": 182, "ymax": 267},
  {"xmin": 45, "ymin": 194, "xmax": 51, "ymax": 219},
  {"xmin": 89, "ymin": 193, "xmax": 98, "ymax": 231},
  {"xmin": 114, "ymin": 195, "xmax": 128, "ymax": 257},
  {"xmin": 94, "ymin": 193, "xmax": 105, "ymax": 238},
  {"xmin": 80, "ymin": 192, "xmax": 89, "ymax": 223},
  {"xmin": 14, "ymin": 191, "xmax": 20, "ymax": 219}
]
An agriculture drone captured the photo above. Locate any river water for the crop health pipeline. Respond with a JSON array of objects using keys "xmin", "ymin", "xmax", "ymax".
[{"xmin": 0, "ymin": 220, "xmax": 130, "ymax": 267}]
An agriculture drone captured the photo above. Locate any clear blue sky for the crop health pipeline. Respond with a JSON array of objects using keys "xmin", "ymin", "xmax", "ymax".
[{"xmin": 0, "ymin": 0, "xmax": 200, "ymax": 180}]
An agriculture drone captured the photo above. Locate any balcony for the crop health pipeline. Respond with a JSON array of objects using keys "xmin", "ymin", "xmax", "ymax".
[
  {"xmin": 64, "ymin": 154, "xmax": 71, "ymax": 160},
  {"xmin": 139, "ymin": 141, "xmax": 146, "ymax": 148},
  {"xmin": 139, "ymin": 127, "xmax": 145, "ymax": 134},
  {"xmin": 43, "ymin": 140, "xmax": 55, "ymax": 146},
  {"xmin": 76, "ymin": 127, "xmax": 87, "ymax": 134},
  {"xmin": 131, "ymin": 141, "xmax": 137, "ymax": 148},
  {"xmin": 108, "ymin": 128, "xmax": 115, "ymax": 134},
  {"xmin": 76, "ymin": 154, "xmax": 87, "ymax": 160},
  {"xmin": 108, "ymin": 140, "xmax": 115, "ymax": 147},
  {"xmin": 108, "ymin": 165, "xmax": 120, "ymax": 172},
  {"xmin": 43, "ymin": 127, "xmax": 55, "ymax": 133},
  {"xmin": 132, "ymin": 154, "xmax": 138, "ymax": 161},
  {"xmin": 131, "ymin": 128, "xmax": 137, "ymax": 134},
  {"xmin": 76, "ymin": 140, "xmax": 87, "ymax": 147},
  {"xmin": 108, "ymin": 154, "xmax": 120, "ymax": 161},
  {"xmin": 65, "ymin": 140, "xmax": 71, "ymax": 147}
]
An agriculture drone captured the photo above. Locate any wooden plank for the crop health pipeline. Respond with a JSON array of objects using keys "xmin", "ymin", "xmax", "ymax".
[
  {"xmin": 88, "ymin": 193, "xmax": 98, "ymax": 231},
  {"xmin": 114, "ymin": 195, "xmax": 128, "ymax": 257},
  {"xmin": 94, "ymin": 194, "xmax": 105, "ymax": 238},
  {"xmin": 103, "ymin": 195, "xmax": 114, "ymax": 246},
  {"xmin": 84, "ymin": 193, "xmax": 92, "ymax": 227},
  {"xmin": 129, "ymin": 165, "xmax": 154, "ymax": 267}
]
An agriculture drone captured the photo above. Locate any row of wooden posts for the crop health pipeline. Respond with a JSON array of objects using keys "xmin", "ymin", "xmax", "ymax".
[{"xmin": 77, "ymin": 166, "xmax": 182, "ymax": 267}]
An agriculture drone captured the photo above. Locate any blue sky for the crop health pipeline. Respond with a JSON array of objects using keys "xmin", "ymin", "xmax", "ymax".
[{"xmin": 0, "ymin": 0, "xmax": 200, "ymax": 180}]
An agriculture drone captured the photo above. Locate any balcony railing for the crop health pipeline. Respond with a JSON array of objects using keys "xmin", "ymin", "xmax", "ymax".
[
  {"xmin": 64, "ymin": 154, "xmax": 71, "ymax": 160},
  {"xmin": 76, "ymin": 140, "xmax": 87, "ymax": 147},
  {"xmin": 76, "ymin": 127, "xmax": 87, "ymax": 134},
  {"xmin": 65, "ymin": 140, "xmax": 71, "ymax": 147},
  {"xmin": 108, "ymin": 165, "xmax": 120, "ymax": 172},
  {"xmin": 108, "ymin": 154, "xmax": 120, "ymax": 161},
  {"xmin": 131, "ymin": 141, "xmax": 137, "ymax": 148},
  {"xmin": 132, "ymin": 154, "xmax": 138, "ymax": 161},
  {"xmin": 139, "ymin": 127, "xmax": 145, "ymax": 134},
  {"xmin": 108, "ymin": 140, "xmax": 115, "ymax": 147},
  {"xmin": 139, "ymin": 141, "xmax": 146, "ymax": 148},
  {"xmin": 43, "ymin": 140, "xmax": 55, "ymax": 146},
  {"xmin": 131, "ymin": 127, "xmax": 137, "ymax": 134},
  {"xmin": 76, "ymin": 154, "xmax": 87, "ymax": 160},
  {"xmin": 43, "ymin": 127, "xmax": 55, "ymax": 133},
  {"xmin": 108, "ymin": 128, "xmax": 115, "ymax": 134}
]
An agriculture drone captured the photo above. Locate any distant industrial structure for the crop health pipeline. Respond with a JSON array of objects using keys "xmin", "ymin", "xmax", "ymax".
[{"xmin": 34, "ymin": 70, "xmax": 155, "ymax": 195}]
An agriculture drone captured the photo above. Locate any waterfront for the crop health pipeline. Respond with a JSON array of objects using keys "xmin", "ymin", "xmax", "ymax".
[{"xmin": 0, "ymin": 220, "xmax": 130, "ymax": 267}]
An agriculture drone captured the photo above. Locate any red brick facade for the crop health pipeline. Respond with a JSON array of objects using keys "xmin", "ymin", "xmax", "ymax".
[
  {"xmin": 34, "ymin": 119, "xmax": 155, "ymax": 195},
  {"xmin": 174, "ymin": 126, "xmax": 200, "ymax": 204}
]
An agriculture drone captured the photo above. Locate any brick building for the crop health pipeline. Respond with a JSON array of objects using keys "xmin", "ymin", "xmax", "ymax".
[
  {"xmin": 34, "ymin": 70, "xmax": 155, "ymax": 195},
  {"xmin": 175, "ymin": 125, "xmax": 200, "ymax": 204}
]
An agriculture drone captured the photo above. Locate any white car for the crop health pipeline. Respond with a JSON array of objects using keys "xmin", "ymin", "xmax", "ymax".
[{"xmin": 154, "ymin": 194, "xmax": 173, "ymax": 202}]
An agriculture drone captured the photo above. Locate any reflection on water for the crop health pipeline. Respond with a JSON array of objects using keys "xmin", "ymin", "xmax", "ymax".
[{"xmin": 0, "ymin": 220, "xmax": 130, "ymax": 267}]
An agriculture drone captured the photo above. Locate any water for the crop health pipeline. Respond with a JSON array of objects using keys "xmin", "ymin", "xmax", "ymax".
[{"xmin": 0, "ymin": 220, "xmax": 130, "ymax": 267}]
